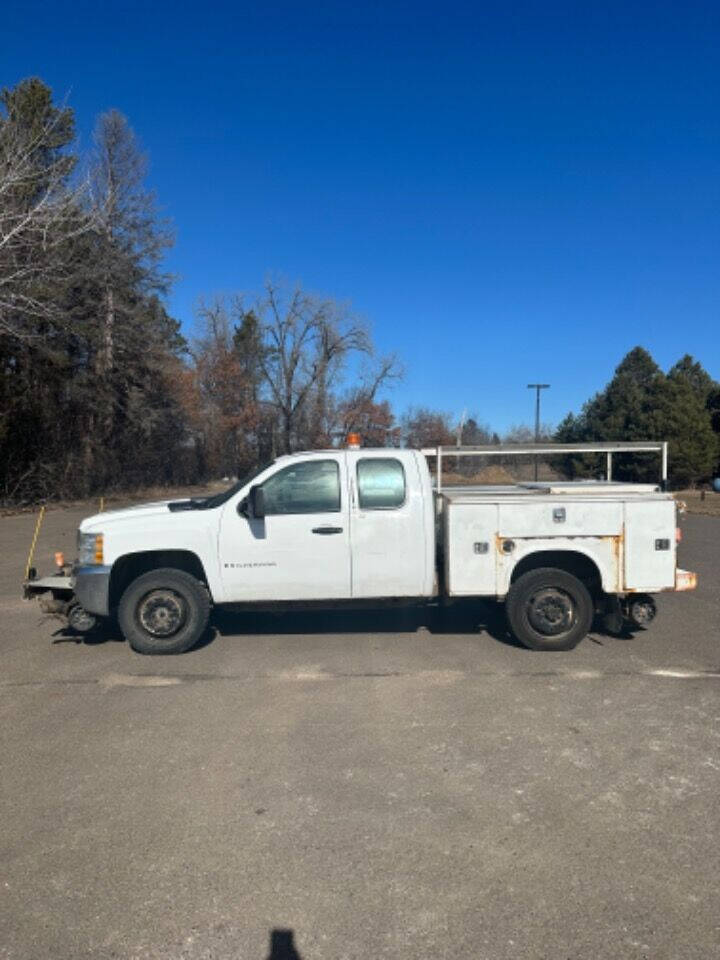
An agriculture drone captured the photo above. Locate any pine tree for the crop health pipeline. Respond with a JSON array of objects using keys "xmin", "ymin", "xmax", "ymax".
[
  {"xmin": 667, "ymin": 354, "xmax": 715, "ymax": 401},
  {"xmin": 554, "ymin": 347, "xmax": 717, "ymax": 486},
  {"xmin": 652, "ymin": 374, "xmax": 717, "ymax": 486}
]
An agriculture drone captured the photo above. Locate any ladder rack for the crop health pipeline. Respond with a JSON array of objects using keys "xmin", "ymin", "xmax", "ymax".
[{"xmin": 420, "ymin": 441, "xmax": 669, "ymax": 493}]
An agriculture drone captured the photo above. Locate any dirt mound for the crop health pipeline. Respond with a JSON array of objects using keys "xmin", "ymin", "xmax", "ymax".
[{"xmin": 441, "ymin": 465, "xmax": 517, "ymax": 485}]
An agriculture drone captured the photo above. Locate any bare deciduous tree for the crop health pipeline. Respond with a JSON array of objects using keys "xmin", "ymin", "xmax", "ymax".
[
  {"xmin": 89, "ymin": 109, "xmax": 172, "ymax": 372},
  {"xmin": 0, "ymin": 109, "xmax": 91, "ymax": 339},
  {"xmin": 335, "ymin": 353, "xmax": 402, "ymax": 443},
  {"xmin": 191, "ymin": 298, "xmax": 264, "ymax": 475},
  {"xmin": 402, "ymin": 407, "xmax": 455, "ymax": 449},
  {"xmin": 256, "ymin": 280, "xmax": 374, "ymax": 453},
  {"xmin": 189, "ymin": 282, "xmax": 401, "ymax": 460}
]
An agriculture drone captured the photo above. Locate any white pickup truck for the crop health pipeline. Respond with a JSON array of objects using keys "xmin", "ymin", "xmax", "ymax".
[{"xmin": 26, "ymin": 444, "xmax": 697, "ymax": 654}]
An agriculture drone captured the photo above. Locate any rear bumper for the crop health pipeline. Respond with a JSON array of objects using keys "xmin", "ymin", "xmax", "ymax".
[
  {"xmin": 73, "ymin": 565, "xmax": 112, "ymax": 616},
  {"xmin": 675, "ymin": 568, "xmax": 698, "ymax": 592}
]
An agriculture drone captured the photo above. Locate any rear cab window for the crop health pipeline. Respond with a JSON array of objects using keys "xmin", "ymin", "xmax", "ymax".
[{"xmin": 356, "ymin": 458, "xmax": 406, "ymax": 509}]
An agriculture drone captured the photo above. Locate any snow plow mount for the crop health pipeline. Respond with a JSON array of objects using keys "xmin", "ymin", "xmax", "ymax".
[{"xmin": 23, "ymin": 570, "xmax": 99, "ymax": 633}]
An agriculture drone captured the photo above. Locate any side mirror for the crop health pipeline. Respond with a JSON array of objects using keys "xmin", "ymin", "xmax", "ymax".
[
  {"xmin": 249, "ymin": 484, "xmax": 266, "ymax": 520},
  {"xmin": 237, "ymin": 497, "xmax": 249, "ymax": 518}
]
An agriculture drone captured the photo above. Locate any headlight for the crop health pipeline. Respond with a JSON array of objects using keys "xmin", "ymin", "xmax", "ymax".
[{"xmin": 78, "ymin": 531, "xmax": 104, "ymax": 565}]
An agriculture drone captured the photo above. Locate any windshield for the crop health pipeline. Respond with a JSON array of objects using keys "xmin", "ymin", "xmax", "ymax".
[{"xmin": 199, "ymin": 460, "xmax": 273, "ymax": 510}]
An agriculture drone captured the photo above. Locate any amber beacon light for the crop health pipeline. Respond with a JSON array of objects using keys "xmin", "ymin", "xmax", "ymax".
[{"xmin": 346, "ymin": 433, "xmax": 362, "ymax": 449}]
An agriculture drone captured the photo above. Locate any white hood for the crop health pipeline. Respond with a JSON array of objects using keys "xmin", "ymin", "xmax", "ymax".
[{"xmin": 79, "ymin": 500, "xmax": 175, "ymax": 531}]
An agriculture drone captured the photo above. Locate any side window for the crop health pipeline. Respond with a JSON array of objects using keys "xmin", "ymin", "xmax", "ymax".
[
  {"xmin": 261, "ymin": 460, "xmax": 341, "ymax": 515},
  {"xmin": 357, "ymin": 458, "xmax": 406, "ymax": 510}
]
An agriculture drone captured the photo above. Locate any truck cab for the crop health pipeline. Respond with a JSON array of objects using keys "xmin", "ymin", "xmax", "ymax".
[{"xmin": 215, "ymin": 448, "xmax": 435, "ymax": 602}]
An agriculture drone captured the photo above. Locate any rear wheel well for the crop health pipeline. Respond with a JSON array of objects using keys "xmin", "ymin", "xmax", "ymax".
[
  {"xmin": 109, "ymin": 551, "xmax": 210, "ymax": 609},
  {"xmin": 510, "ymin": 550, "xmax": 603, "ymax": 599}
]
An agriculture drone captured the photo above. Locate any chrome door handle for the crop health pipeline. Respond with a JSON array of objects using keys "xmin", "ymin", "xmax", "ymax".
[{"xmin": 312, "ymin": 526, "xmax": 344, "ymax": 535}]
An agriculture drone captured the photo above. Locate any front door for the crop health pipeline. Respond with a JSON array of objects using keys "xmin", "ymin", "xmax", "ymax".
[{"xmin": 219, "ymin": 454, "xmax": 351, "ymax": 601}]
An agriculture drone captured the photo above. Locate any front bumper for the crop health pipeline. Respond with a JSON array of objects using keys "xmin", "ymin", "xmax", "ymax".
[
  {"xmin": 24, "ymin": 573, "xmax": 75, "ymax": 600},
  {"xmin": 73, "ymin": 565, "xmax": 112, "ymax": 616}
]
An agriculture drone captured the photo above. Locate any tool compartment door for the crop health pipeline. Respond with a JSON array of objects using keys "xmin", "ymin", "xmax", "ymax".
[
  {"xmin": 624, "ymin": 500, "xmax": 676, "ymax": 591},
  {"xmin": 497, "ymin": 500, "xmax": 623, "ymax": 538},
  {"xmin": 445, "ymin": 502, "xmax": 498, "ymax": 596}
]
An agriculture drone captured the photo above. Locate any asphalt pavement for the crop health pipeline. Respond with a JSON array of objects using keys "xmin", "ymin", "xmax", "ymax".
[{"xmin": 1, "ymin": 506, "xmax": 719, "ymax": 959}]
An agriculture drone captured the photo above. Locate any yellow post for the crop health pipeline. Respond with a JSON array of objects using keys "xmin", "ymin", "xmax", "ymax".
[
  {"xmin": 99, "ymin": 496, "xmax": 105, "ymax": 513},
  {"xmin": 25, "ymin": 505, "xmax": 46, "ymax": 580}
]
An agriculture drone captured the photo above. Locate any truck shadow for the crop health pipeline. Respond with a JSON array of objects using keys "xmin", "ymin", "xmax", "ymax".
[
  {"xmin": 210, "ymin": 602, "xmax": 642, "ymax": 650},
  {"xmin": 49, "ymin": 599, "xmax": 520, "ymax": 650},
  {"xmin": 51, "ymin": 602, "xmax": 641, "ymax": 652},
  {"xmin": 212, "ymin": 599, "xmax": 523, "ymax": 648}
]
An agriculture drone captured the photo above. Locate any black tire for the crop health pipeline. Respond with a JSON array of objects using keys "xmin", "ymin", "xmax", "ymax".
[
  {"xmin": 118, "ymin": 568, "xmax": 210, "ymax": 655},
  {"xmin": 505, "ymin": 567, "xmax": 593, "ymax": 651}
]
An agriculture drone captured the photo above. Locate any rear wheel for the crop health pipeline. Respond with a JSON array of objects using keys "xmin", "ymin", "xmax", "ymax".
[
  {"xmin": 506, "ymin": 567, "xmax": 593, "ymax": 651},
  {"xmin": 118, "ymin": 568, "xmax": 210, "ymax": 655}
]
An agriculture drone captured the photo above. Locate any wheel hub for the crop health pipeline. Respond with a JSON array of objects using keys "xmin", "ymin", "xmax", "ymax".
[
  {"xmin": 138, "ymin": 590, "xmax": 187, "ymax": 637},
  {"xmin": 67, "ymin": 602, "xmax": 98, "ymax": 633},
  {"xmin": 527, "ymin": 587, "xmax": 575, "ymax": 636}
]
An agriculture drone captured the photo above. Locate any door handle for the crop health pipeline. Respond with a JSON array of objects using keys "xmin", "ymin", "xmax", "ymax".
[{"xmin": 312, "ymin": 526, "xmax": 344, "ymax": 535}]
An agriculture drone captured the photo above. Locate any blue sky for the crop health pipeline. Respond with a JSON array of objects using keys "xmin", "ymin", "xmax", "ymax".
[{"xmin": 3, "ymin": 0, "xmax": 719, "ymax": 430}]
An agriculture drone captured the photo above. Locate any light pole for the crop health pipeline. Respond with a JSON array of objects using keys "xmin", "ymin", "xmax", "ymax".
[{"xmin": 527, "ymin": 383, "xmax": 550, "ymax": 480}]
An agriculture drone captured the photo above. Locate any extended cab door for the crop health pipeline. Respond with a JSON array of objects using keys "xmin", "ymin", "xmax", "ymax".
[
  {"xmin": 347, "ymin": 450, "xmax": 431, "ymax": 598},
  {"xmin": 218, "ymin": 454, "xmax": 351, "ymax": 601}
]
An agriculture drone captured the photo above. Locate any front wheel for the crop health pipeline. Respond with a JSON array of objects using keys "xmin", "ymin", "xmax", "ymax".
[
  {"xmin": 505, "ymin": 567, "xmax": 593, "ymax": 651},
  {"xmin": 118, "ymin": 568, "xmax": 210, "ymax": 655}
]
